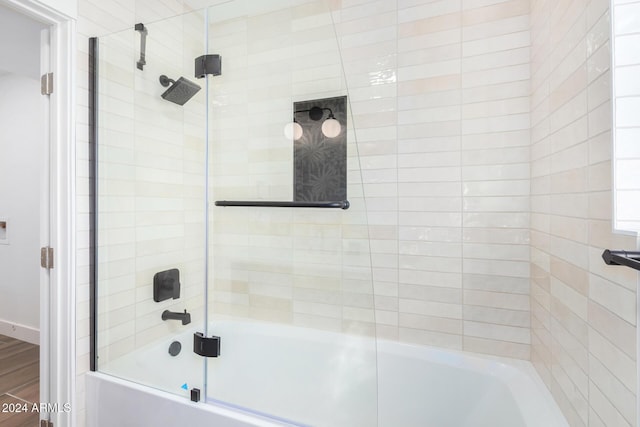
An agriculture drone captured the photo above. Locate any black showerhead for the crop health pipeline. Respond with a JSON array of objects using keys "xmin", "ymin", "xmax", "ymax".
[{"xmin": 159, "ymin": 75, "xmax": 201, "ymax": 106}]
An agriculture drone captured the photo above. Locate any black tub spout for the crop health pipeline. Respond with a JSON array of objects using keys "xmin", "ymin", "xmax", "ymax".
[{"xmin": 162, "ymin": 309, "xmax": 191, "ymax": 325}]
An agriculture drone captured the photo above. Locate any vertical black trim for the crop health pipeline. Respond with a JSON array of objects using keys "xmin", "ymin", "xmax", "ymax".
[{"xmin": 88, "ymin": 37, "xmax": 98, "ymax": 372}]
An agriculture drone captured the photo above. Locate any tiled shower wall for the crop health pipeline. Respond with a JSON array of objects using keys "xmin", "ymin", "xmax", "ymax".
[
  {"xmin": 340, "ymin": 0, "xmax": 532, "ymax": 356},
  {"xmin": 76, "ymin": 1, "xmax": 209, "ymax": 423},
  {"xmin": 530, "ymin": 0, "xmax": 639, "ymax": 425},
  {"xmin": 75, "ymin": 0, "xmax": 533, "ymax": 422},
  {"xmin": 203, "ymin": 0, "xmax": 532, "ymax": 357},
  {"xmin": 94, "ymin": 12, "xmax": 207, "ymax": 366},
  {"xmin": 72, "ymin": 0, "xmax": 640, "ymax": 426},
  {"xmin": 207, "ymin": 2, "xmax": 378, "ymax": 336}
]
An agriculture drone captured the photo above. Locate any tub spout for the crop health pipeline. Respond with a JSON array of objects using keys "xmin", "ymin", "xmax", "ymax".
[{"xmin": 162, "ymin": 309, "xmax": 191, "ymax": 325}]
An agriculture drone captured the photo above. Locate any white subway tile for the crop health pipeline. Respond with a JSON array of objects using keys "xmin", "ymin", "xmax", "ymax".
[
  {"xmin": 399, "ymin": 29, "xmax": 462, "ymax": 52},
  {"xmin": 589, "ymin": 274, "xmax": 637, "ymax": 325},
  {"xmin": 398, "ymin": 0, "xmax": 460, "ymax": 23},
  {"xmin": 464, "ymin": 289, "xmax": 529, "ymax": 310},
  {"xmin": 464, "ymin": 321, "xmax": 530, "ymax": 344},
  {"xmin": 400, "ymin": 299, "xmax": 463, "ymax": 319},
  {"xmin": 589, "ymin": 328, "xmax": 636, "ymax": 393}
]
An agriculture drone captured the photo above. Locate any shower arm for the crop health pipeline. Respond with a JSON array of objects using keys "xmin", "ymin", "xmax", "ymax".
[
  {"xmin": 135, "ymin": 23, "xmax": 147, "ymax": 70},
  {"xmin": 159, "ymin": 75, "xmax": 175, "ymax": 87}
]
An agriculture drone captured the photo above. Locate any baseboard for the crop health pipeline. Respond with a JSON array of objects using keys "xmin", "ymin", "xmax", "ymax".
[{"xmin": 0, "ymin": 319, "xmax": 39, "ymax": 344}]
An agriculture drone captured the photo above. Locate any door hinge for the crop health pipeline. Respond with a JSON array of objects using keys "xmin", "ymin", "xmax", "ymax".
[
  {"xmin": 193, "ymin": 333, "xmax": 220, "ymax": 357},
  {"xmin": 41, "ymin": 247, "xmax": 54, "ymax": 269},
  {"xmin": 41, "ymin": 72, "xmax": 53, "ymax": 95},
  {"xmin": 194, "ymin": 54, "xmax": 222, "ymax": 78},
  {"xmin": 41, "ymin": 420, "xmax": 53, "ymax": 427}
]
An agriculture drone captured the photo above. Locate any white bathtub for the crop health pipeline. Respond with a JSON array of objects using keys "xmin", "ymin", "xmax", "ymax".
[{"xmin": 87, "ymin": 321, "xmax": 568, "ymax": 427}]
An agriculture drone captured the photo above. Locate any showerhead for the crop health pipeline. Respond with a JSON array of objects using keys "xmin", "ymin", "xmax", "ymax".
[{"xmin": 159, "ymin": 75, "xmax": 201, "ymax": 106}]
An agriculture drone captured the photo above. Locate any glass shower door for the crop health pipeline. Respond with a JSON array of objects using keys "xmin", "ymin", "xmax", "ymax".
[
  {"xmin": 95, "ymin": 9, "xmax": 208, "ymax": 399},
  {"xmin": 204, "ymin": 1, "xmax": 378, "ymax": 425}
]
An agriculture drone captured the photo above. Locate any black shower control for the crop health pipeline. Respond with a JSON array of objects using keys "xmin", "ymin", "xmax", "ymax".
[{"xmin": 153, "ymin": 268, "xmax": 180, "ymax": 302}]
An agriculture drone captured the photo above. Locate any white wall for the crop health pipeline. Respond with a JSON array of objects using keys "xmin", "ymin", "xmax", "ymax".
[
  {"xmin": 0, "ymin": 74, "xmax": 43, "ymax": 336},
  {"xmin": 0, "ymin": 2, "xmax": 46, "ymax": 343},
  {"xmin": 0, "ymin": 3, "xmax": 46, "ymax": 78}
]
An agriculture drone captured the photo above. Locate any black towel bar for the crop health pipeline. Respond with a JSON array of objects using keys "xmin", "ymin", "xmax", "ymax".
[
  {"xmin": 602, "ymin": 249, "xmax": 640, "ymax": 272},
  {"xmin": 214, "ymin": 200, "xmax": 350, "ymax": 210}
]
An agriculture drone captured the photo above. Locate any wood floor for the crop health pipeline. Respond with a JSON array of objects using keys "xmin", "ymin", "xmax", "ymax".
[{"xmin": 0, "ymin": 335, "xmax": 39, "ymax": 427}]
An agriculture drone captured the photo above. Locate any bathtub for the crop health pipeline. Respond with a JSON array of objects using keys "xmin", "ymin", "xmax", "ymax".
[{"xmin": 87, "ymin": 321, "xmax": 568, "ymax": 427}]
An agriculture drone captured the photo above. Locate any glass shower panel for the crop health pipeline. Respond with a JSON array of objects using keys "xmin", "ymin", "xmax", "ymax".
[
  {"xmin": 205, "ymin": 1, "xmax": 378, "ymax": 426},
  {"xmin": 95, "ymin": 10, "xmax": 207, "ymax": 398}
]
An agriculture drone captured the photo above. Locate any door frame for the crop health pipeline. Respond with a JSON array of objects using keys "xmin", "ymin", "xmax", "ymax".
[{"xmin": 0, "ymin": 0, "xmax": 76, "ymax": 425}]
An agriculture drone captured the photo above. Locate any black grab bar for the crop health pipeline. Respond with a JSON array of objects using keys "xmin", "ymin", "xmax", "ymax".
[
  {"xmin": 602, "ymin": 249, "xmax": 640, "ymax": 272},
  {"xmin": 214, "ymin": 200, "xmax": 350, "ymax": 210}
]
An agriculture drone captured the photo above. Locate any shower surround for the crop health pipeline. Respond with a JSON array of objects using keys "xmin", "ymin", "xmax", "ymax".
[
  {"xmin": 205, "ymin": 0, "xmax": 532, "ymax": 357},
  {"xmin": 75, "ymin": 0, "xmax": 637, "ymax": 426},
  {"xmin": 530, "ymin": 0, "xmax": 638, "ymax": 425}
]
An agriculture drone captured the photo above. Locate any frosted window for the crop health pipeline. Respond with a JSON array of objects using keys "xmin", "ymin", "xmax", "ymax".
[{"xmin": 612, "ymin": 0, "xmax": 640, "ymax": 233}]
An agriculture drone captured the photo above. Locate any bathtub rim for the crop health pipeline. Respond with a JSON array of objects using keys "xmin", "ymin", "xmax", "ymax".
[
  {"xmin": 91, "ymin": 322, "xmax": 569, "ymax": 427},
  {"xmin": 86, "ymin": 371, "xmax": 294, "ymax": 427}
]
